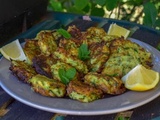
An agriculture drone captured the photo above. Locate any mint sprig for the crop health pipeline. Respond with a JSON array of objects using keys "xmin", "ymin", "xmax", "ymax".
[
  {"xmin": 58, "ymin": 67, "xmax": 76, "ymax": 85},
  {"xmin": 78, "ymin": 44, "xmax": 90, "ymax": 61},
  {"xmin": 57, "ymin": 28, "xmax": 71, "ymax": 39}
]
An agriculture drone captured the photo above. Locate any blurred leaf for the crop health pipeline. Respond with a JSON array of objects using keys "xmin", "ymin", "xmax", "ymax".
[
  {"xmin": 125, "ymin": 0, "xmax": 143, "ymax": 5},
  {"xmin": 105, "ymin": 0, "xmax": 119, "ymax": 11},
  {"xmin": 90, "ymin": 7, "xmax": 105, "ymax": 17},
  {"xmin": 82, "ymin": 3, "xmax": 91, "ymax": 13},
  {"xmin": 134, "ymin": 0, "xmax": 143, "ymax": 5},
  {"xmin": 47, "ymin": 0, "xmax": 160, "ymax": 30},
  {"xmin": 155, "ymin": 19, "xmax": 160, "ymax": 27},
  {"xmin": 94, "ymin": 0, "xmax": 106, "ymax": 6},
  {"xmin": 67, "ymin": 6, "xmax": 85, "ymax": 14},
  {"xmin": 143, "ymin": 2, "xmax": 157, "ymax": 27},
  {"xmin": 74, "ymin": 0, "xmax": 89, "ymax": 10},
  {"xmin": 49, "ymin": 0, "xmax": 63, "ymax": 11}
]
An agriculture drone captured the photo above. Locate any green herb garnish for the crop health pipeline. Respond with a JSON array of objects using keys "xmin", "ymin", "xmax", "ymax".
[
  {"xmin": 58, "ymin": 67, "xmax": 76, "ymax": 85},
  {"xmin": 57, "ymin": 28, "xmax": 71, "ymax": 39},
  {"xmin": 78, "ymin": 44, "xmax": 90, "ymax": 61}
]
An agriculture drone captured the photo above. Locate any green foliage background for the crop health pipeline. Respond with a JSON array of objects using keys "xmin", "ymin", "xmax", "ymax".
[{"xmin": 47, "ymin": 0, "xmax": 160, "ymax": 31}]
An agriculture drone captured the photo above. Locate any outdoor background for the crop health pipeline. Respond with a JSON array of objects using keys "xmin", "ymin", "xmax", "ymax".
[{"xmin": 47, "ymin": 0, "xmax": 160, "ymax": 31}]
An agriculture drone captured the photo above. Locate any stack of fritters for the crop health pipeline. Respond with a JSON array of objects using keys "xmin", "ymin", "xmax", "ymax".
[{"xmin": 9, "ymin": 25, "xmax": 152, "ymax": 102}]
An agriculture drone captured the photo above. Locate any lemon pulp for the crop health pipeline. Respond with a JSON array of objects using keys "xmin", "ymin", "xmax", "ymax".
[
  {"xmin": 0, "ymin": 39, "xmax": 26, "ymax": 61},
  {"xmin": 108, "ymin": 23, "xmax": 130, "ymax": 39},
  {"xmin": 122, "ymin": 64, "xmax": 159, "ymax": 91}
]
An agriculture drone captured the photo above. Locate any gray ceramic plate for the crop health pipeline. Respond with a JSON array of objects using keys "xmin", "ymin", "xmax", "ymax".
[{"xmin": 0, "ymin": 38, "xmax": 160, "ymax": 115}]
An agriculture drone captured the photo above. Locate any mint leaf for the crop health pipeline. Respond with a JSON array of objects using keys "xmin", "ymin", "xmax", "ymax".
[
  {"xmin": 78, "ymin": 44, "xmax": 90, "ymax": 61},
  {"xmin": 58, "ymin": 68, "xmax": 76, "ymax": 85},
  {"xmin": 105, "ymin": 0, "xmax": 119, "ymax": 11},
  {"xmin": 66, "ymin": 68, "xmax": 76, "ymax": 80},
  {"xmin": 58, "ymin": 68, "xmax": 69, "ymax": 85},
  {"xmin": 57, "ymin": 28, "xmax": 71, "ymax": 39}
]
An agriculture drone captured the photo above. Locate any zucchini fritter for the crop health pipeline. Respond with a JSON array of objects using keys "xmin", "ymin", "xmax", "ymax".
[
  {"xmin": 85, "ymin": 27, "xmax": 119, "ymax": 45},
  {"xmin": 102, "ymin": 53, "xmax": 140, "ymax": 77},
  {"xmin": 84, "ymin": 72, "xmax": 126, "ymax": 95},
  {"xmin": 102, "ymin": 39, "xmax": 152, "ymax": 77},
  {"xmin": 32, "ymin": 54, "xmax": 56, "ymax": 78},
  {"xmin": 54, "ymin": 48, "xmax": 88, "ymax": 74},
  {"xmin": 59, "ymin": 39, "xmax": 81, "ymax": 57},
  {"xmin": 36, "ymin": 30, "xmax": 57, "ymax": 56},
  {"xmin": 88, "ymin": 41, "xmax": 110, "ymax": 72},
  {"xmin": 110, "ymin": 39, "xmax": 152, "ymax": 68},
  {"xmin": 67, "ymin": 25, "xmax": 83, "ymax": 39},
  {"xmin": 23, "ymin": 39, "xmax": 41, "ymax": 65},
  {"xmin": 9, "ymin": 60, "xmax": 37, "ymax": 83},
  {"xmin": 67, "ymin": 80, "xmax": 103, "ymax": 102},
  {"xmin": 86, "ymin": 27, "xmax": 107, "ymax": 43},
  {"xmin": 29, "ymin": 74, "xmax": 66, "ymax": 97}
]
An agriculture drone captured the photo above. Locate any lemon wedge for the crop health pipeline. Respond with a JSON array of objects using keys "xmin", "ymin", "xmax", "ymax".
[
  {"xmin": 108, "ymin": 23, "xmax": 130, "ymax": 39},
  {"xmin": 0, "ymin": 39, "xmax": 26, "ymax": 61},
  {"xmin": 121, "ymin": 64, "xmax": 159, "ymax": 91}
]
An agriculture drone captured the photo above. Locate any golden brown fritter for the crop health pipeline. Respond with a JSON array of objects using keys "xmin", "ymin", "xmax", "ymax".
[
  {"xmin": 9, "ymin": 60, "xmax": 37, "ymax": 83},
  {"xmin": 36, "ymin": 30, "xmax": 57, "ymax": 56},
  {"xmin": 110, "ymin": 39, "xmax": 152, "ymax": 68},
  {"xmin": 59, "ymin": 26, "xmax": 84, "ymax": 57},
  {"xmin": 29, "ymin": 74, "xmax": 66, "ymax": 97},
  {"xmin": 86, "ymin": 27, "xmax": 107, "ymax": 40},
  {"xmin": 32, "ymin": 54, "xmax": 56, "ymax": 78},
  {"xmin": 59, "ymin": 39, "xmax": 81, "ymax": 57},
  {"xmin": 67, "ymin": 25, "xmax": 83, "ymax": 39},
  {"xmin": 87, "ymin": 41, "xmax": 110, "ymax": 72},
  {"xmin": 85, "ymin": 27, "xmax": 119, "ymax": 45},
  {"xmin": 54, "ymin": 48, "xmax": 88, "ymax": 74},
  {"xmin": 102, "ymin": 39, "xmax": 152, "ymax": 77},
  {"xmin": 67, "ymin": 80, "xmax": 103, "ymax": 102},
  {"xmin": 23, "ymin": 39, "xmax": 41, "ymax": 65},
  {"xmin": 102, "ymin": 53, "xmax": 140, "ymax": 77},
  {"xmin": 84, "ymin": 72, "xmax": 126, "ymax": 95}
]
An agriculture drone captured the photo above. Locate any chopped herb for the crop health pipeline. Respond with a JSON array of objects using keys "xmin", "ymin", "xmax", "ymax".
[
  {"xmin": 78, "ymin": 44, "xmax": 90, "ymax": 61},
  {"xmin": 58, "ymin": 68, "xmax": 76, "ymax": 85},
  {"xmin": 57, "ymin": 28, "xmax": 71, "ymax": 39}
]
